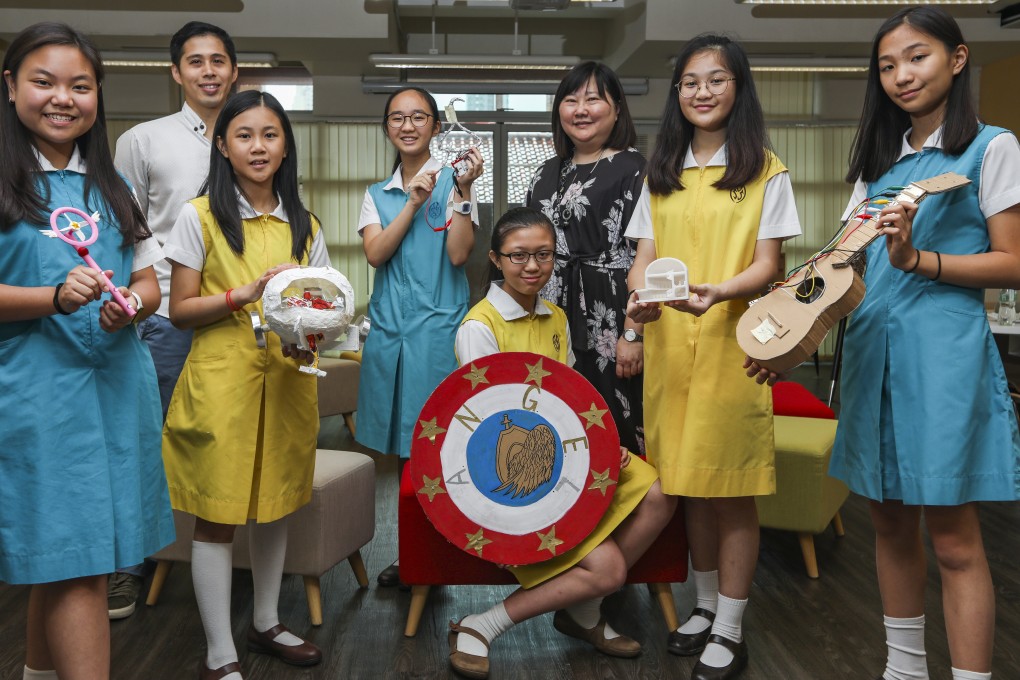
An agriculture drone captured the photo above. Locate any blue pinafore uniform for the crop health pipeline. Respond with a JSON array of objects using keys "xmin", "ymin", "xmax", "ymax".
[
  {"xmin": 830, "ymin": 125, "xmax": 1020, "ymax": 505},
  {"xmin": 356, "ymin": 166, "xmax": 469, "ymax": 457}
]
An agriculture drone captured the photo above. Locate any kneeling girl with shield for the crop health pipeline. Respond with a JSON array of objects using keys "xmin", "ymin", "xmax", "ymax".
[{"xmin": 445, "ymin": 207, "xmax": 677, "ymax": 678}]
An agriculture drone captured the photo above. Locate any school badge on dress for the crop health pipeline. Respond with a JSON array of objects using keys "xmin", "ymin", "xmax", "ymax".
[{"xmin": 410, "ymin": 351, "xmax": 621, "ymax": 566}]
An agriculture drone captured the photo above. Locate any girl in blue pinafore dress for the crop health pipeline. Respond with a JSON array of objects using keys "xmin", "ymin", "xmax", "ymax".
[
  {"xmin": 0, "ymin": 23, "xmax": 173, "ymax": 679},
  {"xmin": 828, "ymin": 8, "xmax": 1020, "ymax": 680},
  {"xmin": 355, "ymin": 87, "xmax": 484, "ymax": 586}
]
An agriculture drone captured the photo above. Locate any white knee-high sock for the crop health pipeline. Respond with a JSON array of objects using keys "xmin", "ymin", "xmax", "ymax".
[
  {"xmin": 951, "ymin": 669, "xmax": 991, "ymax": 680},
  {"xmin": 564, "ymin": 597, "xmax": 620, "ymax": 639},
  {"xmin": 191, "ymin": 540, "xmax": 241, "ymax": 678},
  {"xmin": 23, "ymin": 667, "xmax": 58, "ymax": 679},
  {"xmin": 456, "ymin": 602, "xmax": 515, "ymax": 658},
  {"xmin": 678, "ymin": 568, "xmax": 719, "ymax": 635},
  {"xmin": 248, "ymin": 518, "xmax": 302, "ymax": 647},
  {"xmin": 699, "ymin": 593, "xmax": 747, "ymax": 668},
  {"xmin": 883, "ymin": 615, "xmax": 928, "ymax": 680}
]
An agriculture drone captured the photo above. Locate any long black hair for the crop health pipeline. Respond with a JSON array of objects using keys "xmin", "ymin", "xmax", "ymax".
[
  {"xmin": 204, "ymin": 90, "xmax": 313, "ymax": 262},
  {"xmin": 551, "ymin": 61, "xmax": 636, "ymax": 159},
  {"xmin": 646, "ymin": 34, "xmax": 771, "ymax": 196},
  {"xmin": 0, "ymin": 22, "xmax": 149, "ymax": 244},
  {"xmin": 381, "ymin": 87, "xmax": 441, "ymax": 174},
  {"xmin": 846, "ymin": 6, "xmax": 977, "ymax": 184},
  {"xmin": 485, "ymin": 207, "xmax": 555, "ymax": 288}
]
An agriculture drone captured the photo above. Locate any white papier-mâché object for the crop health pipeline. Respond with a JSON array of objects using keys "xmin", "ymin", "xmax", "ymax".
[
  {"xmin": 261, "ymin": 266, "xmax": 355, "ymax": 351},
  {"xmin": 634, "ymin": 257, "xmax": 690, "ymax": 303}
]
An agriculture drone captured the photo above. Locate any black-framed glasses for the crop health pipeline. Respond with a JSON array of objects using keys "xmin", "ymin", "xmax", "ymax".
[
  {"xmin": 498, "ymin": 250, "xmax": 555, "ymax": 265},
  {"xmin": 386, "ymin": 112, "xmax": 433, "ymax": 128},
  {"xmin": 675, "ymin": 76, "xmax": 736, "ymax": 98}
]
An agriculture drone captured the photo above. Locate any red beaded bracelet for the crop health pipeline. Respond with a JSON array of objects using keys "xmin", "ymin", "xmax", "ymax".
[{"xmin": 225, "ymin": 288, "xmax": 242, "ymax": 312}]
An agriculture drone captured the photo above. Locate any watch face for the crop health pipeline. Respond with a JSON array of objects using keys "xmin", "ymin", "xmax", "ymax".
[{"xmin": 624, "ymin": 329, "xmax": 636, "ymax": 341}]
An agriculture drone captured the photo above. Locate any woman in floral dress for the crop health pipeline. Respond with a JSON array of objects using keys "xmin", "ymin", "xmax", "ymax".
[{"xmin": 526, "ymin": 61, "xmax": 647, "ymax": 454}]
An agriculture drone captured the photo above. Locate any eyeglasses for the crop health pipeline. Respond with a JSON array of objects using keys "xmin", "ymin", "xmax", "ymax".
[
  {"xmin": 675, "ymin": 76, "xmax": 736, "ymax": 98},
  {"xmin": 498, "ymin": 250, "xmax": 555, "ymax": 265},
  {"xmin": 385, "ymin": 112, "xmax": 433, "ymax": 128}
]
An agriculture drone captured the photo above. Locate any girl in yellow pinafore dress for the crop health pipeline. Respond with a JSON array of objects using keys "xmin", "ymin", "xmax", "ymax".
[
  {"xmin": 446, "ymin": 208, "xmax": 677, "ymax": 680},
  {"xmin": 625, "ymin": 37, "xmax": 801, "ymax": 679},
  {"xmin": 162, "ymin": 92, "xmax": 328, "ymax": 679}
]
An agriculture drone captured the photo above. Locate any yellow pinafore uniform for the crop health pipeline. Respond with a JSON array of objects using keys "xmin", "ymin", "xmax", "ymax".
[
  {"xmin": 163, "ymin": 197, "xmax": 320, "ymax": 524},
  {"xmin": 644, "ymin": 155, "xmax": 784, "ymax": 498},
  {"xmin": 459, "ymin": 292, "xmax": 658, "ymax": 588}
]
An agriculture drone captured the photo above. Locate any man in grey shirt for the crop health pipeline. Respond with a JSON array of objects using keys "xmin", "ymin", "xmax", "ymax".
[{"xmin": 110, "ymin": 20, "xmax": 238, "ymax": 620}]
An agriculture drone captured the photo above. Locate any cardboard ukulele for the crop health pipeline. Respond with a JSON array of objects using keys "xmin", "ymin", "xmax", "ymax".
[{"xmin": 736, "ymin": 171, "xmax": 971, "ymax": 373}]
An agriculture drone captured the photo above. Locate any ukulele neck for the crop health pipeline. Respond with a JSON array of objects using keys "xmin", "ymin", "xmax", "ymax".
[{"xmin": 831, "ymin": 184, "xmax": 928, "ymax": 268}]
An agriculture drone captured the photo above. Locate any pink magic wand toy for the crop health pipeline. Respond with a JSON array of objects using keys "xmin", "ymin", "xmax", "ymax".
[{"xmin": 49, "ymin": 207, "xmax": 136, "ymax": 318}]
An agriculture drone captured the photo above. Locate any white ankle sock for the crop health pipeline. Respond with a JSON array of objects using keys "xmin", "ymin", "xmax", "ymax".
[
  {"xmin": 951, "ymin": 668, "xmax": 990, "ymax": 680},
  {"xmin": 678, "ymin": 568, "xmax": 718, "ymax": 635},
  {"xmin": 191, "ymin": 540, "xmax": 240, "ymax": 675},
  {"xmin": 456, "ymin": 602, "xmax": 515, "ymax": 658},
  {"xmin": 23, "ymin": 667, "xmax": 58, "ymax": 679},
  {"xmin": 249, "ymin": 519, "xmax": 302, "ymax": 647},
  {"xmin": 883, "ymin": 615, "xmax": 928, "ymax": 680},
  {"xmin": 565, "ymin": 597, "xmax": 620, "ymax": 639},
  {"xmin": 699, "ymin": 593, "xmax": 746, "ymax": 669}
]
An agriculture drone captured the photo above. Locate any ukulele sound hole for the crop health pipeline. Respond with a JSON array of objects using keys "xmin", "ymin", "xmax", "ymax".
[{"xmin": 795, "ymin": 276, "xmax": 825, "ymax": 303}]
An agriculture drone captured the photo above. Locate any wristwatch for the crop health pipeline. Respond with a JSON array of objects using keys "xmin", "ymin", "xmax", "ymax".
[
  {"xmin": 623, "ymin": 328, "xmax": 643, "ymax": 342},
  {"xmin": 452, "ymin": 200, "xmax": 472, "ymax": 215},
  {"xmin": 129, "ymin": 290, "xmax": 144, "ymax": 313}
]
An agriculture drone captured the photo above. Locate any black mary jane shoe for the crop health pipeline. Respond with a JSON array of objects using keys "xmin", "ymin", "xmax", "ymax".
[
  {"xmin": 377, "ymin": 561, "xmax": 400, "ymax": 587},
  {"xmin": 667, "ymin": 607, "xmax": 716, "ymax": 656},
  {"xmin": 690, "ymin": 634, "xmax": 748, "ymax": 680}
]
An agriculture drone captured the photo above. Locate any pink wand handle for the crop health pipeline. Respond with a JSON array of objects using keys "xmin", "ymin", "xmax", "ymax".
[
  {"xmin": 50, "ymin": 206, "xmax": 136, "ymax": 318},
  {"xmin": 75, "ymin": 246, "xmax": 136, "ymax": 318}
]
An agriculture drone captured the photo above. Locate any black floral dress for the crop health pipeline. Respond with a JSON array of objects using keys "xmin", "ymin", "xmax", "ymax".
[{"xmin": 525, "ymin": 148, "xmax": 646, "ymax": 454}]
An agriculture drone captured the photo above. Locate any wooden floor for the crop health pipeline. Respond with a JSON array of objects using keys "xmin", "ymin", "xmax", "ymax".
[{"xmin": 2, "ymin": 369, "xmax": 1019, "ymax": 679}]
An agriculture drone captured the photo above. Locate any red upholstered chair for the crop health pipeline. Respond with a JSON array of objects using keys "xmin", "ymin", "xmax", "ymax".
[
  {"xmin": 771, "ymin": 381, "xmax": 836, "ymax": 420},
  {"xmin": 398, "ymin": 465, "xmax": 687, "ymax": 636}
]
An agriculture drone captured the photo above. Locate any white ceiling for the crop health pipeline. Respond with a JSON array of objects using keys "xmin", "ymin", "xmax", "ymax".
[{"xmin": 0, "ymin": 0, "xmax": 1018, "ymax": 80}]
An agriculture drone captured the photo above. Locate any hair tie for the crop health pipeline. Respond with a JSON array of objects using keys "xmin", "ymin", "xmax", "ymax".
[
  {"xmin": 932, "ymin": 251, "xmax": 942, "ymax": 281},
  {"xmin": 905, "ymin": 249, "xmax": 922, "ymax": 273}
]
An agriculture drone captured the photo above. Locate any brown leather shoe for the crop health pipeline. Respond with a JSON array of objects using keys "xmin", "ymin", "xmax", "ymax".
[
  {"xmin": 246, "ymin": 624, "xmax": 322, "ymax": 666},
  {"xmin": 448, "ymin": 619, "xmax": 490, "ymax": 679},
  {"xmin": 552, "ymin": 609, "xmax": 642, "ymax": 658},
  {"xmin": 198, "ymin": 660, "xmax": 242, "ymax": 680}
]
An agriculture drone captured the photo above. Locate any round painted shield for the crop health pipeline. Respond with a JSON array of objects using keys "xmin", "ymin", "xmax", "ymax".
[{"xmin": 410, "ymin": 351, "xmax": 621, "ymax": 566}]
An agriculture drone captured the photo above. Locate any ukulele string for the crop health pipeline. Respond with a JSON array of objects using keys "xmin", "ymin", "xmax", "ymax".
[{"xmin": 768, "ymin": 186, "xmax": 902, "ymax": 297}]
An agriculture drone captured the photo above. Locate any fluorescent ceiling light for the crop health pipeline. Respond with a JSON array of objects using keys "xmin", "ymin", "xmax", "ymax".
[
  {"xmin": 362, "ymin": 77, "xmax": 646, "ymax": 95},
  {"xmin": 738, "ymin": 1, "xmax": 995, "ymax": 4},
  {"xmin": 750, "ymin": 58, "xmax": 868, "ymax": 73},
  {"xmin": 369, "ymin": 54, "xmax": 580, "ymax": 71},
  {"xmin": 101, "ymin": 50, "xmax": 276, "ymax": 68}
]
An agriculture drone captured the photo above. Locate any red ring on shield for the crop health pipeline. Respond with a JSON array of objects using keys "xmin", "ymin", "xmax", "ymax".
[{"xmin": 410, "ymin": 351, "xmax": 620, "ymax": 566}]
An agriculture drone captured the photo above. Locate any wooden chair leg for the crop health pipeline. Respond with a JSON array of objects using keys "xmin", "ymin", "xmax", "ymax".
[
  {"xmin": 304, "ymin": 575, "xmax": 323, "ymax": 626},
  {"xmin": 343, "ymin": 412, "xmax": 356, "ymax": 437},
  {"xmin": 405, "ymin": 585, "xmax": 430, "ymax": 637},
  {"xmin": 647, "ymin": 582, "xmax": 679, "ymax": 631},
  {"xmin": 831, "ymin": 510, "xmax": 845, "ymax": 537},
  {"xmin": 798, "ymin": 532, "xmax": 819, "ymax": 579},
  {"xmin": 145, "ymin": 560, "xmax": 173, "ymax": 606},
  {"xmin": 348, "ymin": 549, "xmax": 369, "ymax": 588}
]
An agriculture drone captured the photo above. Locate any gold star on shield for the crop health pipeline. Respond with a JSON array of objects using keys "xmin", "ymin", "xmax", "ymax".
[
  {"xmin": 417, "ymin": 475, "xmax": 447, "ymax": 503},
  {"xmin": 524, "ymin": 358, "xmax": 552, "ymax": 388},
  {"xmin": 578, "ymin": 402, "xmax": 609, "ymax": 430},
  {"xmin": 536, "ymin": 526, "xmax": 564, "ymax": 556},
  {"xmin": 588, "ymin": 469, "xmax": 617, "ymax": 496},
  {"xmin": 417, "ymin": 416, "xmax": 447, "ymax": 443},
  {"xmin": 465, "ymin": 528, "xmax": 493, "ymax": 557},
  {"xmin": 462, "ymin": 363, "xmax": 490, "ymax": 390}
]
